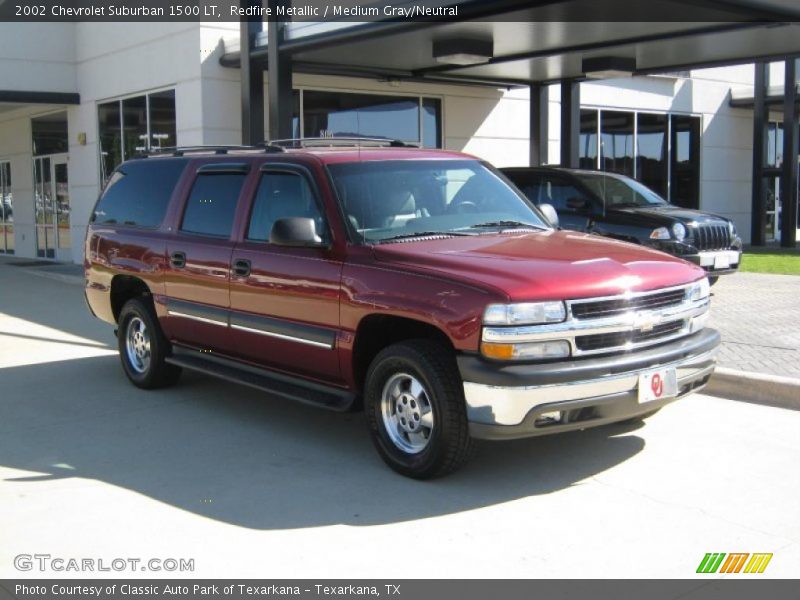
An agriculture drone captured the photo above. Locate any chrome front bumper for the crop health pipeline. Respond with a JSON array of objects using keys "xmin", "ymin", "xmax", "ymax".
[{"xmin": 462, "ymin": 331, "xmax": 719, "ymax": 440}]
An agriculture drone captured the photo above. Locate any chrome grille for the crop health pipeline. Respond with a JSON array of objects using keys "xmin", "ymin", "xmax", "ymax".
[
  {"xmin": 575, "ymin": 320, "xmax": 685, "ymax": 352},
  {"xmin": 570, "ymin": 288, "xmax": 686, "ymax": 320},
  {"xmin": 694, "ymin": 223, "xmax": 730, "ymax": 251}
]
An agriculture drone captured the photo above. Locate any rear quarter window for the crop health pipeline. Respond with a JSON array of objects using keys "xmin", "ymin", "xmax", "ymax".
[{"xmin": 92, "ymin": 159, "xmax": 188, "ymax": 228}]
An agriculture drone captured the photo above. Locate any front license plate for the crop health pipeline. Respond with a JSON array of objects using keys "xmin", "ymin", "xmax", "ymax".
[
  {"xmin": 714, "ymin": 254, "xmax": 730, "ymax": 269},
  {"xmin": 638, "ymin": 368, "xmax": 678, "ymax": 403}
]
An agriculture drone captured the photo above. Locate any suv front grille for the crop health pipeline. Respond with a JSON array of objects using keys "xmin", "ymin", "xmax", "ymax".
[
  {"xmin": 570, "ymin": 288, "xmax": 686, "ymax": 320},
  {"xmin": 575, "ymin": 320, "xmax": 685, "ymax": 352},
  {"xmin": 694, "ymin": 223, "xmax": 730, "ymax": 251}
]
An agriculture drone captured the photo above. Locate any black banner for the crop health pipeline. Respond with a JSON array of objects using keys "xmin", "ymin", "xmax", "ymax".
[
  {"xmin": 2, "ymin": 580, "xmax": 800, "ymax": 600},
  {"xmin": 1, "ymin": 0, "xmax": 799, "ymax": 23}
]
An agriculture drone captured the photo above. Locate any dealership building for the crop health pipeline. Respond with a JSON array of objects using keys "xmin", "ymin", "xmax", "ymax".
[{"xmin": 1, "ymin": 11, "xmax": 800, "ymax": 264}]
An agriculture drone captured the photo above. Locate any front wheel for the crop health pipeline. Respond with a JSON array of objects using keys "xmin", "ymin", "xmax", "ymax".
[
  {"xmin": 708, "ymin": 276, "xmax": 719, "ymax": 286},
  {"xmin": 118, "ymin": 297, "xmax": 182, "ymax": 389},
  {"xmin": 365, "ymin": 340, "xmax": 474, "ymax": 479}
]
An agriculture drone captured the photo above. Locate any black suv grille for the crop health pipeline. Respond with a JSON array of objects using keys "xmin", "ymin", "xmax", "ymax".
[
  {"xmin": 570, "ymin": 288, "xmax": 686, "ymax": 320},
  {"xmin": 694, "ymin": 223, "xmax": 731, "ymax": 251},
  {"xmin": 575, "ymin": 320, "xmax": 685, "ymax": 352}
]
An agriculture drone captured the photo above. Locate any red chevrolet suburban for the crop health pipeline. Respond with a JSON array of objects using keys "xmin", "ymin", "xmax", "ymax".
[{"xmin": 84, "ymin": 141, "xmax": 719, "ymax": 478}]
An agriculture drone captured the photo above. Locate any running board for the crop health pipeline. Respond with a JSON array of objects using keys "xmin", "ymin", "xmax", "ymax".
[{"xmin": 166, "ymin": 346, "xmax": 355, "ymax": 412}]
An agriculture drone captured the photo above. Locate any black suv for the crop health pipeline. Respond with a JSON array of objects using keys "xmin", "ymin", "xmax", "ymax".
[{"xmin": 502, "ymin": 167, "xmax": 742, "ymax": 282}]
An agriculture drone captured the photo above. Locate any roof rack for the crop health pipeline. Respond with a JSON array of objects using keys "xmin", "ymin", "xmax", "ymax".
[
  {"xmin": 135, "ymin": 144, "xmax": 285, "ymax": 158},
  {"xmin": 267, "ymin": 137, "xmax": 417, "ymax": 149}
]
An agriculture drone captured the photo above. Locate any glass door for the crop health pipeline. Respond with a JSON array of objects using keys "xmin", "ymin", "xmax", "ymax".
[
  {"xmin": 33, "ymin": 154, "xmax": 70, "ymax": 260},
  {"xmin": 0, "ymin": 161, "xmax": 13, "ymax": 254}
]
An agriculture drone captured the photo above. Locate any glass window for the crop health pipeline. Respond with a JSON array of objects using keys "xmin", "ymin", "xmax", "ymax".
[
  {"xmin": 328, "ymin": 159, "xmax": 547, "ymax": 242},
  {"xmin": 579, "ymin": 109, "xmax": 598, "ymax": 170},
  {"xmin": 148, "ymin": 90, "xmax": 177, "ymax": 151},
  {"xmin": 122, "ymin": 95, "xmax": 148, "ymax": 160},
  {"xmin": 670, "ymin": 115, "xmax": 701, "ymax": 209},
  {"xmin": 247, "ymin": 171, "xmax": 326, "ymax": 242},
  {"xmin": 99, "ymin": 101, "xmax": 122, "ymax": 184},
  {"xmin": 93, "ymin": 159, "xmax": 188, "ymax": 228},
  {"xmin": 98, "ymin": 90, "xmax": 176, "ymax": 182},
  {"xmin": 636, "ymin": 113, "xmax": 668, "ymax": 199},
  {"xmin": 600, "ymin": 111, "xmax": 634, "ymax": 177},
  {"xmin": 181, "ymin": 173, "xmax": 245, "ymax": 237},
  {"xmin": 575, "ymin": 173, "xmax": 667, "ymax": 207},
  {"xmin": 422, "ymin": 98, "xmax": 442, "ymax": 148},
  {"xmin": 0, "ymin": 161, "xmax": 13, "ymax": 253},
  {"xmin": 32, "ymin": 112, "xmax": 68, "ymax": 156},
  {"xmin": 536, "ymin": 177, "xmax": 592, "ymax": 212},
  {"xmin": 303, "ymin": 91, "xmax": 418, "ymax": 142}
]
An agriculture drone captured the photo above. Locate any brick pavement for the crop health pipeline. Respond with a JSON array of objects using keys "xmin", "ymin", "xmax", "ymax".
[{"xmin": 707, "ymin": 272, "xmax": 800, "ymax": 378}]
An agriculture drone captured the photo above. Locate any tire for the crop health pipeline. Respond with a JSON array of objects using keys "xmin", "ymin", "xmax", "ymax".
[
  {"xmin": 708, "ymin": 276, "xmax": 719, "ymax": 286},
  {"xmin": 365, "ymin": 340, "xmax": 474, "ymax": 479},
  {"xmin": 118, "ymin": 297, "xmax": 182, "ymax": 389}
]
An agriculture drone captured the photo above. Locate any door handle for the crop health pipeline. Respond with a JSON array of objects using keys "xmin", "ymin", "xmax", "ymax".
[
  {"xmin": 170, "ymin": 251, "xmax": 186, "ymax": 268},
  {"xmin": 232, "ymin": 258, "xmax": 251, "ymax": 277}
]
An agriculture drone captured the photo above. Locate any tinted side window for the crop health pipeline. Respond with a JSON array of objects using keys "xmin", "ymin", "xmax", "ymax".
[
  {"xmin": 181, "ymin": 173, "xmax": 245, "ymax": 237},
  {"xmin": 537, "ymin": 178, "xmax": 590, "ymax": 212},
  {"xmin": 247, "ymin": 171, "xmax": 327, "ymax": 242},
  {"xmin": 93, "ymin": 159, "xmax": 188, "ymax": 227}
]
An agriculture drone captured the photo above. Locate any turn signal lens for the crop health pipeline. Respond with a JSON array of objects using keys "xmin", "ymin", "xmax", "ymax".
[
  {"xmin": 650, "ymin": 227, "xmax": 671, "ymax": 240},
  {"xmin": 482, "ymin": 340, "xmax": 571, "ymax": 361}
]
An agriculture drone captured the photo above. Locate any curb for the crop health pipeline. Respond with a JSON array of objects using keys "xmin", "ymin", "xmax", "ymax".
[{"xmin": 706, "ymin": 367, "xmax": 800, "ymax": 410}]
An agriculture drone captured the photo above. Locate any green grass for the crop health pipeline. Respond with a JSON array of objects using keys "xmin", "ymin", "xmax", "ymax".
[{"xmin": 739, "ymin": 246, "xmax": 800, "ymax": 275}]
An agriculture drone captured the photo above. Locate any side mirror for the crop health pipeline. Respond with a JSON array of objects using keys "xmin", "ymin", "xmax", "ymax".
[
  {"xmin": 269, "ymin": 217, "xmax": 326, "ymax": 247},
  {"xmin": 566, "ymin": 196, "xmax": 589, "ymax": 211},
  {"xmin": 538, "ymin": 203, "xmax": 560, "ymax": 228}
]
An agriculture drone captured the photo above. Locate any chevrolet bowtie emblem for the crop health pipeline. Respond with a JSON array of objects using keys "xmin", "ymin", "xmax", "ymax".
[{"xmin": 634, "ymin": 312, "xmax": 661, "ymax": 332}]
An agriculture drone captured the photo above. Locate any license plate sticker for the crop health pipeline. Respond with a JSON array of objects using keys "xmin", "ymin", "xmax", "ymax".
[
  {"xmin": 638, "ymin": 368, "xmax": 678, "ymax": 403},
  {"xmin": 714, "ymin": 254, "xmax": 730, "ymax": 269}
]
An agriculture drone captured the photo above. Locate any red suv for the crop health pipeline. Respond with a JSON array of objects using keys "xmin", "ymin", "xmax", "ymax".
[{"xmin": 85, "ymin": 141, "xmax": 719, "ymax": 478}]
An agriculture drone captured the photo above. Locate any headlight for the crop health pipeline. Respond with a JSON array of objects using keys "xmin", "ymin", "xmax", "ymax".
[
  {"xmin": 650, "ymin": 227, "xmax": 671, "ymax": 240},
  {"xmin": 728, "ymin": 220, "xmax": 736, "ymax": 237},
  {"xmin": 688, "ymin": 277, "xmax": 710, "ymax": 302},
  {"xmin": 482, "ymin": 340, "xmax": 571, "ymax": 361},
  {"xmin": 672, "ymin": 223, "xmax": 687, "ymax": 241},
  {"xmin": 483, "ymin": 301, "xmax": 566, "ymax": 326}
]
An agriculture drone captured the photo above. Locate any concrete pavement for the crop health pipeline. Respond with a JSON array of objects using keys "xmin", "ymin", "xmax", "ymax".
[{"xmin": 1, "ymin": 262, "xmax": 799, "ymax": 578}]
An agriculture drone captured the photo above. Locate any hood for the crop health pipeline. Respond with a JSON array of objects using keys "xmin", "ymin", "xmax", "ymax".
[
  {"xmin": 372, "ymin": 230, "xmax": 706, "ymax": 302},
  {"xmin": 609, "ymin": 204, "xmax": 731, "ymax": 226}
]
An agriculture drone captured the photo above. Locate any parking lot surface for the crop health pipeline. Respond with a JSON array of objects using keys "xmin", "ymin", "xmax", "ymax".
[
  {"xmin": 1, "ymin": 263, "xmax": 799, "ymax": 578},
  {"xmin": 707, "ymin": 272, "xmax": 800, "ymax": 378}
]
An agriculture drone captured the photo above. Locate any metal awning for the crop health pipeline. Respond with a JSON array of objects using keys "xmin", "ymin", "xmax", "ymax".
[{"xmin": 222, "ymin": 0, "xmax": 800, "ymax": 86}]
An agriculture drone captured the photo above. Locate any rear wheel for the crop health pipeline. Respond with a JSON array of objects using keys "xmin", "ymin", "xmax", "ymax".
[
  {"xmin": 365, "ymin": 340, "xmax": 474, "ymax": 479},
  {"xmin": 118, "ymin": 298, "xmax": 181, "ymax": 389}
]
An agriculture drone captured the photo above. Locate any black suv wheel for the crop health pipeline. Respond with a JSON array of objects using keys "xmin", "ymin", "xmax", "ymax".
[
  {"xmin": 118, "ymin": 298, "xmax": 182, "ymax": 389},
  {"xmin": 365, "ymin": 340, "xmax": 474, "ymax": 479}
]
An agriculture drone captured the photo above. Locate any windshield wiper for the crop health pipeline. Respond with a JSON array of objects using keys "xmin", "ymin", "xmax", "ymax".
[
  {"xmin": 378, "ymin": 230, "xmax": 474, "ymax": 242},
  {"xmin": 467, "ymin": 220, "xmax": 547, "ymax": 231}
]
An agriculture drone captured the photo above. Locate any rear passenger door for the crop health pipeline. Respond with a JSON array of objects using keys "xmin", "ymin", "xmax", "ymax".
[
  {"xmin": 162, "ymin": 162, "xmax": 249, "ymax": 353},
  {"xmin": 228, "ymin": 165, "xmax": 343, "ymax": 385}
]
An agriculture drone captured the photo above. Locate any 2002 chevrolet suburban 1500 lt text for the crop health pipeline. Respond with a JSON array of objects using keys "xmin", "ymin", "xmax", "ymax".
[{"xmin": 84, "ymin": 141, "xmax": 720, "ymax": 478}]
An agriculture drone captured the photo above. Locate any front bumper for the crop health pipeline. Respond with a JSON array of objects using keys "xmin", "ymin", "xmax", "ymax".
[
  {"xmin": 686, "ymin": 249, "xmax": 742, "ymax": 276},
  {"xmin": 460, "ymin": 328, "xmax": 720, "ymax": 440}
]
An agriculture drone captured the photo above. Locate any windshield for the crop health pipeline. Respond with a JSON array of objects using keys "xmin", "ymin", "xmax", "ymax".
[
  {"xmin": 574, "ymin": 173, "xmax": 668, "ymax": 207},
  {"xmin": 327, "ymin": 159, "xmax": 549, "ymax": 242}
]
